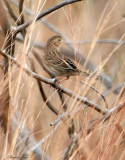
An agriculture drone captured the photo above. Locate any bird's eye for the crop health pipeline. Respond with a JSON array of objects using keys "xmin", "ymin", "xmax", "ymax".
[{"xmin": 58, "ymin": 39, "xmax": 61, "ymax": 41}]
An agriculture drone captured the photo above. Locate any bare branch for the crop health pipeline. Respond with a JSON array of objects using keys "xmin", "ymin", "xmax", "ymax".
[
  {"xmin": 12, "ymin": 0, "xmax": 84, "ymax": 35},
  {"xmin": 0, "ymin": 50, "xmax": 106, "ymax": 114}
]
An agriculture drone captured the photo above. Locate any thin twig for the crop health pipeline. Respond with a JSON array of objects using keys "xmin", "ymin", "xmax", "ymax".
[
  {"xmin": 58, "ymin": 91, "xmax": 68, "ymax": 112},
  {"xmin": 50, "ymin": 113, "xmax": 65, "ymax": 126},
  {"xmin": 29, "ymin": 122, "xmax": 61, "ymax": 155},
  {"xmin": 30, "ymin": 59, "xmax": 59, "ymax": 115},
  {"xmin": 81, "ymin": 81, "xmax": 108, "ymax": 109}
]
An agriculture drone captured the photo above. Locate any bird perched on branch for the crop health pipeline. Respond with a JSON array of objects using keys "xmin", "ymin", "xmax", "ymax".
[
  {"xmin": 43, "ymin": 35, "xmax": 107, "ymax": 108},
  {"xmin": 43, "ymin": 35, "xmax": 90, "ymax": 79}
]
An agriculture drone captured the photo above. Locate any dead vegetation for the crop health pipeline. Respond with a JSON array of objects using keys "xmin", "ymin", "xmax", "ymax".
[{"xmin": 0, "ymin": 0, "xmax": 125, "ymax": 159}]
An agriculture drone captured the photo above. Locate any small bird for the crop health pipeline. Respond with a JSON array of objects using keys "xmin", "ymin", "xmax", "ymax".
[
  {"xmin": 43, "ymin": 35, "xmax": 108, "ymax": 108},
  {"xmin": 43, "ymin": 35, "xmax": 90, "ymax": 79}
]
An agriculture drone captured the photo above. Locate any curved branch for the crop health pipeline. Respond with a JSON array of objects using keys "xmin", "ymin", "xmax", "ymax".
[
  {"xmin": 0, "ymin": 50, "xmax": 106, "ymax": 115},
  {"xmin": 13, "ymin": 0, "xmax": 84, "ymax": 35},
  {"xmin": 30, "ymin": 59, "xmax": 59, "ymax": 115}
]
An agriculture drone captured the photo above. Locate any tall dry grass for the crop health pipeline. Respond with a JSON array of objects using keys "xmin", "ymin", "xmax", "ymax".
[{"xmin": 0, "ymin": 0, "xmax": 125, "ymax": 159}]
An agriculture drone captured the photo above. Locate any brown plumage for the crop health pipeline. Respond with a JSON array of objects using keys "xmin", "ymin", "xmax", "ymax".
[
  {"xmin": 43, "ymin": 35, "xmax": 89, "ymax": 78},
  {"xmin": 43, "ymin": 36, "xmax": 108, "ymax": 108}
]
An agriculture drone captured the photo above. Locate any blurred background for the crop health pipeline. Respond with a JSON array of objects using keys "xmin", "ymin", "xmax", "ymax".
[{"xmin": 0, "ymin": 0, "xmax": 125, "ymax": 159}]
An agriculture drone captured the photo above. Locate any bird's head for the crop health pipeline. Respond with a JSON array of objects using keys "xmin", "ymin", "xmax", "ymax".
[{"xmin": 47, "ymin": 35, "xmax": 62, "ymax": 49}]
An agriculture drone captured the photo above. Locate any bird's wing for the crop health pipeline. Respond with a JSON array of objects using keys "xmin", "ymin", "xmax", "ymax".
[
  {"xmin": 51, "ymin": 55, "xmax": 78, "ymax": 71},
  {"xmin": 45, "ymin": 49, "xmax": 78, "ymax": 70}
]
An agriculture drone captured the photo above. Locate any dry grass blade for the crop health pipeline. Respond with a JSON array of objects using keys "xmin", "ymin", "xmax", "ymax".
[{"xmin": 0, "ymin": 0, "xmax": 125, "ymax": 159}]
